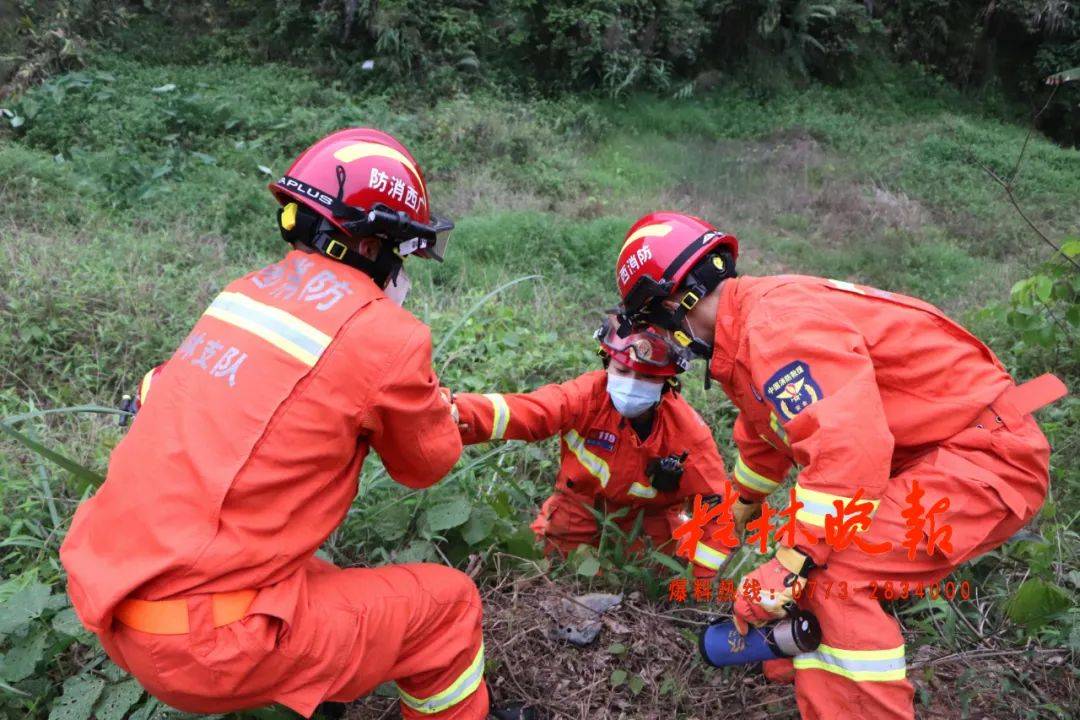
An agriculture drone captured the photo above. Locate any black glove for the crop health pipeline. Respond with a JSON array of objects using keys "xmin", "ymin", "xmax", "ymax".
[
  {"xmin": 646, "ymin": 451, "xmax": 688, "ymax": 493},
  {"xmin": 118, "ymin": 394, "xmax": 137, "ymax": 428}
]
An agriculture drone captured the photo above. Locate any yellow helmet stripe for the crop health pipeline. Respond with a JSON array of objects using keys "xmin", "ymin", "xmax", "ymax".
[
  {"xmin": 620, "ymin": 223, "xmax": 672, "ymax": 253},
  {"xmin": 332, "ymin": 141, "xmax": 426, "ymax": 196}
]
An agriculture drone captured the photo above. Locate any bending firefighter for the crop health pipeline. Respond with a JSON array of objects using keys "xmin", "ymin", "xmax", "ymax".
[
  {"xmin": 60, "ymin": 129, "xmax": 505, "ymax": 719},
  {"xmin": 454, "ymin": 316, "xmax": 733, "ymax": 576},
  {"xmin": 614, "ymin": 211, "xmax": 1067, "ymax": 719}
]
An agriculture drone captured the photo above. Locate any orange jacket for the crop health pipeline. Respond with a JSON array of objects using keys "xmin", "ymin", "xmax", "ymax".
[
  {"xmin": 709, "ymin": 275, "xmax": 1016, "ymax": 565},
  {"xmin": 455, "ymin": 370, "xmax": 733, "ymax": 572},
  {"xmin": 61, "ymin": 250, "xmax": 462, "ymax": 634}
]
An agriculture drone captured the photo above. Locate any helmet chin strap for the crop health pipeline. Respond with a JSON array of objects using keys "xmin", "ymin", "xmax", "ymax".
[
  {"xmin": 278, "ymin": 202, "xmax": 403, "ymax": 288},
  {"xmin": 663, "ymin": 253, "xmax": 736, "ymax": 360}
]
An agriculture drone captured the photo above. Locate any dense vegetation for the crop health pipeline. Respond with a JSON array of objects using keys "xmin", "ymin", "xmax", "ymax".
[
  {"xmin": 1, "ymin": 2, "xmax": 1078, "ymax": 719},
  {"xmin": 3, "ymin": 1, "xmax": 1080, "ymax": 144}
]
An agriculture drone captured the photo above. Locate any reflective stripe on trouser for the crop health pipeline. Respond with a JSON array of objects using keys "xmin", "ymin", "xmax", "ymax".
[
  {"xmin": 792, "ymin": 416, "xmax": 1051, "ymax": 720},
  {"xmin": 794, "ymin": 644, "xmax": 905, "ymax": 682},
  {"xmin": 399, "ymin": 644, "xmax": 485, "ymax": 714},
  {"xmin": 794, "ymin": 572, "xmax": 913, "ymax": 720}
]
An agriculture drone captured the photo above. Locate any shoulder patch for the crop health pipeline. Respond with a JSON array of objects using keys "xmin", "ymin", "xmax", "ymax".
[{"xmin": 764, "ymin": 361, "xmax": 823, "ymax": 421}]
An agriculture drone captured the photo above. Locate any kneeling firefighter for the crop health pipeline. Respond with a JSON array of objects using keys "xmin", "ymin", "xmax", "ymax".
[
  {"xmin": 614, "ymin": 211, "xmax": 1067, "ymax": 719},
  {"xmin": 60, "ymin": 129, "xmax": 519, "ymax": 719},
  {"xmin": 453, "ymin": 315, "xmax": 734, "ymax": 576}
]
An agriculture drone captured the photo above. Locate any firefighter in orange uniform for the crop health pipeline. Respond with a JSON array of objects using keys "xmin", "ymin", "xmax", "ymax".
[
  {"xmin": 60, "ymin": 129, "xmax": 511, "ymax": 719},
  {"xmin": 614, "ymin": 211, "xmax": 1066, "ymax": 719},
  {"xmin": 454, "ymin": 316, "xmax": 734, "ymax": 575}
]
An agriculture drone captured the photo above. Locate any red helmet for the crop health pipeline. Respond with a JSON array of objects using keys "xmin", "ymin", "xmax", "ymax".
[
  {"xmin": 595, "ymin": 315, "xmax": 690, "ymax": 377},
  {"xmin": 615, "ymin": 211, "xmax": 738, "ymax": 355},
  {"xmin": 269, "ymin": 128, "xmax": 452, "ymax": 269}
]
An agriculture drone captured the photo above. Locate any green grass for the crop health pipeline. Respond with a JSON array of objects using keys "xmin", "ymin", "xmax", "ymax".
[{"xmin": 1, "ymin": 50, "xmax": 1078, "ymax": 719}]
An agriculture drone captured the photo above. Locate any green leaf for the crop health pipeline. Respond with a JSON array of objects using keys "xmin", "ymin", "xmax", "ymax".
[
  {"xmin": 628, "ymin": 674, "xmax": 645, "ymax": 695},
  {"xmin": 0, "ymin": 423, "xmax": 104, "ymax": 486},
  {"xmin": 0, "ymin": 632, "xmax": 47, "ymax": 682},
  {"xmin": 395, "ymin": 539, "xmax": 437, "ymax": 564},
  {"xmin": 424, "ymin": 497, "xmax": 472, "ymax": 532},
  {"xmin": 371, "ymin": 502, "xmax": 411, "ymax": 542},
  {"xmin": 0, "ymin": 582, "xmax": 52, "ymax": 635},
  {"xmin": 150, "ymin": 83, "xmax": 176, "ymax": 93},
  {"xmin": 51, "ymin": 608, "xmax": 90, "ymax": 639},
  {"xmin": 504, "ymin": 526, "xmax": 542, "ymax": 559},
  {"xmin": 1006, "ymin": 579, "xmax": 1071, "ymax": 629},
  {"xmin": 1034, "ymin": 275, "xmax": 1054, "ymax": 303},
  {"xmin": 649, "ymin": 551, "xmax": 687, "ymax": 575},
  {"xmin": 609, "ymin": 669, "xmax": 627, "ymax": 687},
  {"xmin": 1060, "ymin": 238, "xmax": 1080, "ymax": 259},
  {"xmin": 576, "ymin": 556, "xmax": 601, "ymax": 578},
  {"xmin": 607, "ymin": 642, "xmax": 627, "ymax": 656},
  {"xmin": 94, "ymin": 679, "xmax": 144, "ymax": 720},
  {"xmin": 49, "ymin": 675, "xmax": 106, "ymax": 720},
  {"xmin": 461, "ymin": 505, "xmax": 496, "ymax": 545}
]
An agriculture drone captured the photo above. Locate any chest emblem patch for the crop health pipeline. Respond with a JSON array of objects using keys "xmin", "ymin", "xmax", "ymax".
[
  {"xmin": 585, "ymin": 428, "xmax": 618, "ymax": 453},
  {"xmin": 764, "ymin": 361, "xmax": 823, "ymax": 420}
]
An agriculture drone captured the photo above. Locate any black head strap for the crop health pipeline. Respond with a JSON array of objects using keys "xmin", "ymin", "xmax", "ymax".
[{"xmin": 277, "ymin": 202, "xmax": 402, "ymax": 287}]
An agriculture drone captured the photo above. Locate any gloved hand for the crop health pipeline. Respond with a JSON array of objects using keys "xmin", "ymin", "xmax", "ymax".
[
  {"xmin": 439, "ymin": 387, "xmax": 462, "ymax": 426},
  {"xmin": 731, "ymin": 497, "xmax": 761, "ymax": 540},
  {"xmin": 733, "ymin": 546, "xmax": 812, "ymax": 635},
  {"xmin": 647, "ymin": 451, "xmax": 688, "ymax": 493}
]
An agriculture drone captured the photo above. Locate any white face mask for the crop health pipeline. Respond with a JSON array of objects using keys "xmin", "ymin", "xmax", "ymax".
[
  {"xmin": 606, "ymin": 373, "xmax": 663, "ymax": 418},
  {"xmin": 383, "ymin": 267, "xmax": 411, "ymax": 307}
]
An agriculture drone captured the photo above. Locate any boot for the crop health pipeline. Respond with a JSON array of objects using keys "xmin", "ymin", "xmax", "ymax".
[
  {"xmin": 313, "ymin": 701, "xmax": 347, "ymax": 719},
  {"xmin": 489, "ymin": 702, "xmax": 540, "ymax": 720}
]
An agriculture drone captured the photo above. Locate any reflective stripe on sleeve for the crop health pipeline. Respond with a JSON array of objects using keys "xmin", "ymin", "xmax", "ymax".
[
  {"xmin": 138, "ymin": 369, "xmax": 155, "ymax": 405},
  {"xmin": 628, "ymin": 481, "xmax": 658, "ymax": 499},
  {"xmin": 794, "ymin": 484, "xmax": 880, "ymax": 528},
  {"xmin": 204, "ymin": 291, "xmax": 331, "ymax": 367},
  {"xmin": 794, "ymin": 643, "xmax": 905, "ymax": 682},
  {"xmin": 733, "ymin": 455, "xmax": 782, "ymax": 495},
  {"xmin": 398, "ymin": 643, "xmax": 485, "ymax": 714},
  {"xmin": 563, "ymin": 430, "xmax": 611, "ymax": 487},
  {"xmin": 692, "ymin": 541, "xmax": 728, "ymax": 571},
  {"xmin": 768, "ymin": 413, "xmax": 790, "ymax": 446},
  {"xmin": 484, "ymin": 393, "xmax": 510, "ymax": 440}
]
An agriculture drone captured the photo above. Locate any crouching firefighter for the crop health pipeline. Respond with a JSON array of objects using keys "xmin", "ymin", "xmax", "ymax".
[
  {"xmin": 453, "ymin": 315, "xmax": 734, "ymax": 577},
  {"xmin": 60, "ymin": 129, "xmax": 522, "ymax": 720},
  {"xmin": 614, "ymin": 211, "xmax": 1068, "ymax": 719}
]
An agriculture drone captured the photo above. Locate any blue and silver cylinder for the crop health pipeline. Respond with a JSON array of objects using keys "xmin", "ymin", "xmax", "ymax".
[{"xmin": 699, "ymin": 610, "xmax": 821, "ymax": 668}]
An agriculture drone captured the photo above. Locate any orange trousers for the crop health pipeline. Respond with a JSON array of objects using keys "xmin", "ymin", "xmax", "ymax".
[
  {"xmin": 791, "ymin": 415, "xmax": 1050, "ymax": 719},
  {"xmin": 530, "ymin": 491, "xmax": 680, "ymax": 557},
  {"xmin": 99, "ymin": 559, "xmax": 488, "ymax": 719}
]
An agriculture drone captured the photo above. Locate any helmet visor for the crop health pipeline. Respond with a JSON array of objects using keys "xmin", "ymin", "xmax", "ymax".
[{"xmin": 597, "ymin": 317, "xmax": 690, "ymax": 373}]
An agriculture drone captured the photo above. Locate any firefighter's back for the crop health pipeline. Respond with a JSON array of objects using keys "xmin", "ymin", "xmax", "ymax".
[{"xmin": 61, "ymin": 249, "xmax": 425, "ymax": 634}]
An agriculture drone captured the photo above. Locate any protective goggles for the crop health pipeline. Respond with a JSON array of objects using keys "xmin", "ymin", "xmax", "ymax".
[
  {"xmin": 596, "ymin": 317, "xmax": 691, "ymax": 373},
  {"xmin": 276, "ymin": 174, "xmax": 453, "ymax": 261}
]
